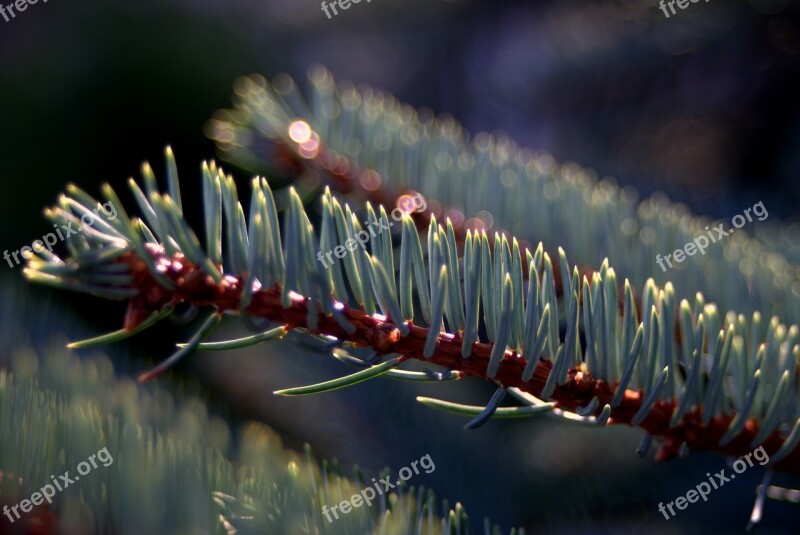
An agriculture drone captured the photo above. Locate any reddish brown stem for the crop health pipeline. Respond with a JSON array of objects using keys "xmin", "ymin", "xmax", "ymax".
[{"xmin": 120, "ymin": 246, "xmax": 799, "ymax": 476}]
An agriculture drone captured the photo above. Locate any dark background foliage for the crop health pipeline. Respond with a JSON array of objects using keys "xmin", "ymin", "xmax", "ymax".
[{"xmin": 1, "ymin": 0, "xmax": 799, "ymax": 533}]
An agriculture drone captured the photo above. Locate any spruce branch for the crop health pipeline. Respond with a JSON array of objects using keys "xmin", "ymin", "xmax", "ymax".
[
  {"xmin": 0, "ymin": 297, "xmax": 504, "ymax": 535},
  {"xmin": 23, "ymin": 151, "xmax": 800, "ymax": 488},
  {"xmin": 210, "ymin": 75, "xmax": 601, "ymax": 307},
  {"xmin": 208, "ymin": 67, "xmax": 800, "ymax": 328}
]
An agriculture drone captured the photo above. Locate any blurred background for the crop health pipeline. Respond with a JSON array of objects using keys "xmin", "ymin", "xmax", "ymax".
[{"xmin": 1, "ymin": 0, "xmax": 799, "ymax": 533}]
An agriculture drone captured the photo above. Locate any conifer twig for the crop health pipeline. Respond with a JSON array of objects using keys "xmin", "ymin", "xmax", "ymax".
[
  {"xmin": 23, "ymin": 150, "xmax": 800, "ymax": 481},
  {"xmin": 111, "ymin": 244, "xmax": 800, "ymax": 476}
]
